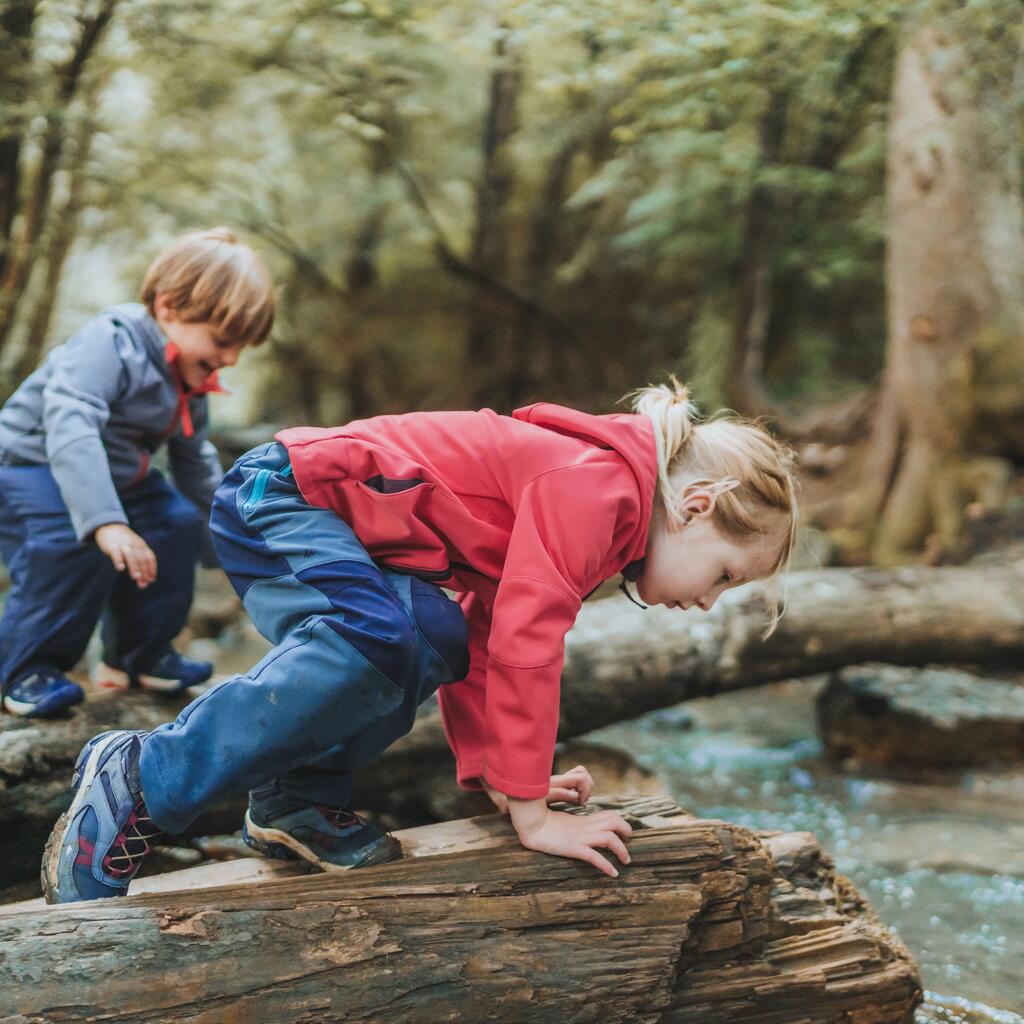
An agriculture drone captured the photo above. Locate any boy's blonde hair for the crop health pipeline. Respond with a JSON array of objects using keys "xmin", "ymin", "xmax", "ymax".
[
  {"xmin": 629, "ymin": 377, "xmax": 799, "ymax": 635},
  {"xmin": 141, "ymin": 228, "xmax": 275, "ymax": 345}
]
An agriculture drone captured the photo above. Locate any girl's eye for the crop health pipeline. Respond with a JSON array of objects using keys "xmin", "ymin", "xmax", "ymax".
[{"xmin": 720, "ymin": 571, "xmax": 732, "ymax": 584}]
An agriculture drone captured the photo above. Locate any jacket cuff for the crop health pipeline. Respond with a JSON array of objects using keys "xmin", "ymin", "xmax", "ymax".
[
  {"xmin": 481, "ymin": 766, "xmax": 550, "ymax": 801},
  {"xmin": 456, "ymin": 760, "xmax": 485, "ymax": 792},
  {"xmin": 75, "ymin": 509, "xmax": 129, "ymax": 543}
]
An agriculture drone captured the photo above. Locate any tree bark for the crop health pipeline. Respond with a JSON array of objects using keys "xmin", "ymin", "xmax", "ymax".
[
  {"xmin": 463, "ymin": 28, "xmax": 524, "ymax": 409},
  {"xmin": 725, "ymin": 89, "xmax": 790, "ymax": 425},
  {"xmin": 0, "ymin": 796, "xmax": 922, "ymax": 1023},
  {"xmin": 0, "ymin": 0, "xmax": 119, "ymax": 356},
  {"xmin": 4, "ymin": 559, "xmax": 1023, "ymax": 892},
  {"xmin": 855, "ymin": 11, "xmax": 1024, "ymax": 562}
]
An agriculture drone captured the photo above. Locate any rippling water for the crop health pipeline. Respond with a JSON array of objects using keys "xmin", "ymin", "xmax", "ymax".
[{"xmin": 587, "ymin": 679, "xmax": 1024, "ymax": 1021}]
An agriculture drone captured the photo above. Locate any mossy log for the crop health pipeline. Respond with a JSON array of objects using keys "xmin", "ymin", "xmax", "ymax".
[{"xmin": 0, "ymin": 796, "xmax": 921, "ymax": 1023}]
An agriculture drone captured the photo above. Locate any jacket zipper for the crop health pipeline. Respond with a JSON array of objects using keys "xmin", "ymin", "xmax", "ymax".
[{"xmin": 243, "ymin": 468, "xmax": 272, "ymax": 511}]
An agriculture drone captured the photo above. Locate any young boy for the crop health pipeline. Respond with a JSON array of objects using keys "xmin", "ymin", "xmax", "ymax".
[{"xmin": 0, "ymin": 228, "xmax": 274, "ymax": 717}]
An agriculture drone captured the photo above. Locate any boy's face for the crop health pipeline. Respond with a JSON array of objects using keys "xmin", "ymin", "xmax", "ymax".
[
  {"xmin": 154, "ymin": 293, "xmax": 246, "ymax": 390},
  {"xmin": 635, "ymin": 486, "xmax": 781, "ymax": 611}
]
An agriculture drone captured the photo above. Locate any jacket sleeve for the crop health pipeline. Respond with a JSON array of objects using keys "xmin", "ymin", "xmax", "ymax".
[
  {"xmin": 437, "ymin": 590, "xmax": 490, "ymax": 791},
  {"xmin": 41, "ymin": 319, "xmax": 130, "ymax": 540},
  {"xmin": 167, "ymin": 397, "xmax": 224, "ymax": 568},
  {"xmin": 475, "ymin": 462, "xmax": 630, "ymax": 799}
]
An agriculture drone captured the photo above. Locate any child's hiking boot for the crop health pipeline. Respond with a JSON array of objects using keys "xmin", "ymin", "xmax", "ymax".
[
  {"xmin": 242, "ymin": 782, "xmax": 402, "ymax": 872},
  {"xmin": 3, "ymin": 668, "xmax": 84, "ymax": 718},
  {"xmin": 93, "ymin": 647, "xmax": 214, "ymax": 694},
  {"xmin": 41, "ymin": 730, "xmax": 165, "ymax": 903}
]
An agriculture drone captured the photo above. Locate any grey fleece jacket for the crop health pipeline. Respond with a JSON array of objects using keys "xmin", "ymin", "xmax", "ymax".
[{"xmin": 0, "ymin": 303, "xmax": 224, "ymax": 556}]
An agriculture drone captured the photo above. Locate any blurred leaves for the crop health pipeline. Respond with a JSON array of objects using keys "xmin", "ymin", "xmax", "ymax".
[{"xmin": 7, "ymin": 0, "xmax": 1017, "ymax": 422}]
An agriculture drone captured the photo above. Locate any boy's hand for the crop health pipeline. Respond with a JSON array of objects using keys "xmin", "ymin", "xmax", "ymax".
[
  {"xmin": 94, "ymin": 524, "xmax": 158, "ymax": 588},
  {"xmin": 509, "ymin": 797, "xmax": 632, "ymax": 878},
  {"xmin": 481, "ymin": 764, "xmax": 594, "ymax": 815}
]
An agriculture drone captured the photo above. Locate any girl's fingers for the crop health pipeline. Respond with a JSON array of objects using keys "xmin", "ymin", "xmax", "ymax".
[
  {"xmin": 575, "ymin": 846, "xmax": 618, "ymax": 879},
  {"xmin": 548, "ymin": 787, "xmax": 581, "ymax": 802},
  {"xmin": 594, "ymin": 831, "xmax": 631, "ymax": 865},
  {"xmin": 597, "ymin": 812, "xmax": 632, "ymax": 836}
]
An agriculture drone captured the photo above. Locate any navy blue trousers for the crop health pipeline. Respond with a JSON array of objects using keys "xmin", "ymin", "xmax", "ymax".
[
  {"xmin": 137, "ymin": 442, "xmax": 469, "ymax": 834},
  {"xmin": 0, "ymin": 465, "xmax": 203, "ymax": 691}
]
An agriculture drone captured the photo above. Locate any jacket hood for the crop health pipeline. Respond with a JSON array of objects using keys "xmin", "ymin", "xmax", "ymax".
[{"xmin": 512, "ymin": 402, "xmax": 658, "ymax": 561}]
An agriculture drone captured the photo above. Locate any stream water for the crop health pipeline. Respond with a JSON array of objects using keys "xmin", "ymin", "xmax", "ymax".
[{"xmin": 588, "ymin": 679, "xmax": 1024, "ymax": 1023}]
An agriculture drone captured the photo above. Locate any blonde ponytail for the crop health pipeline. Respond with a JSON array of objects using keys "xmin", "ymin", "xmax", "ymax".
[{"xmin": 626, "ymin": 376, "xmax": 698, "ymax": 527}]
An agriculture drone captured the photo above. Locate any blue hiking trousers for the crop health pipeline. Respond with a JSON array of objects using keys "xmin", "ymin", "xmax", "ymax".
[
  {"xmin": 137, "ymin": 442, "xmax": 469, "ymax": 835},
  {"xmin": 0, "ymin": 464, "xmax": 203, "ymax": 690}
]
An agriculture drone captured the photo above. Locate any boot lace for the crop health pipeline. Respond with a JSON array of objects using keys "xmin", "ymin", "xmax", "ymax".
[
  {"xmin": 317, "ymin": 805, "xmax": 360, "ymax": 831},
  {"xmin": 102, "ymin": 800, "xmax": 164, "ymax": 878}
]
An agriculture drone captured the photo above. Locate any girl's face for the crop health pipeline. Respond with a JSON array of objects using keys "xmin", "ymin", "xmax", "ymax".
[
  {"xmin": 635, "ymin": 483, "xmax": 782, "ymax": 611},
  {"xmin": 154, "ymin": 292, "xmax": 245, "ymax": 390}
]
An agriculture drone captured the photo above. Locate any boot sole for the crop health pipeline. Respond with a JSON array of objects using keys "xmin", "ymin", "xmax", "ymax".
[
  {"xmin": 3, "ymin": 686, "xmax": 84, "ymax": 717},
  {"xmin": 41, "ymin": 732, "xmax": 126, "ymax": 904},
  {"xmin": 242, "ymin": 811, "xmax": 403, "ymax": 873},
  {"xmin": 93, "ymin": 662, "xmax": 201, "ymax": 694}
]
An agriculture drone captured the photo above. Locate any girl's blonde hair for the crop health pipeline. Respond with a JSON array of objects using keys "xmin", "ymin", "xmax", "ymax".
[
  {"xmin": 628, "ymin": 377, "xmax": 799, "ymax": 636},
  {"xmin": 141, "ymin": 227, "xmax": 275, "ymax": 345}
]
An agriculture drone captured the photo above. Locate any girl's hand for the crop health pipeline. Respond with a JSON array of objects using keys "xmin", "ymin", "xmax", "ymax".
[
  {"xmin": 482, "ymin": 779, "xmax": 509, "ymax": 814},
  {"xmin": 509, "ymin": 797, "xmax": 632, "ymax": 878},
  {"xmin": 482, "ymin": 764, "xmax": 594, "ymax": 815},
  {"xmin": 547, "ymin": 764, "xmax": 593, "ymax": 806},
  {"xmin": 94, "ymin": 524, "xmax": 158, "ymax": 588}
]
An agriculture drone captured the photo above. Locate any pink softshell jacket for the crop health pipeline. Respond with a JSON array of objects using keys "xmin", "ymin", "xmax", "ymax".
[{"xmin": 277, "ymin": 403, "xmax": 658, "ymax": 799}]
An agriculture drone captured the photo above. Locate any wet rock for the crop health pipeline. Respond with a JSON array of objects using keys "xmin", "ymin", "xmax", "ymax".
[{"xmin": 816, "ymin": 664, "xmax": 1024, "ymax": 768}]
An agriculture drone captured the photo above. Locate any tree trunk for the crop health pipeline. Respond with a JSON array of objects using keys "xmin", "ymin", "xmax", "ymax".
[
  {"xmin": 725, "ymin": 89, "xmax": 791, "ymax": 425},
  {"xmin": 464, "ymin": 28, "xmax": 523, "ymax": 409},
  {"xmin": 855, "ymin": 10, "xmax": 1024, "ymax": 562},
  {"xmin": 0, "ymin": 0, "xmax": 119, "ymax": 357},
  {"xmin": 0, "ymin": 796, "xmax": 922, "ymax": 1023},
  {"xmin": 6, "ymin": 84, "xmax": 102, "ymax": 384},
  {"xmin": 4, "ymin": 559, "xmax": 1023, "ymax": 893}
]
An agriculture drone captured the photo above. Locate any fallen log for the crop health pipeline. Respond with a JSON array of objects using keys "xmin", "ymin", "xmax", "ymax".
[
  {"xmin": 0, "ymin": 796, "xmax": 922, "ymax": 1023},
  {"xmin": 4, "ymin": 559, "xmax": 1023, "ymax": 894}
]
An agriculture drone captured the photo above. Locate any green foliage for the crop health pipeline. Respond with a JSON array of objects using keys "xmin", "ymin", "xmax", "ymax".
[{"xmin": 9, "ymin": 0, "xmax": 1018, "ymax": 423}]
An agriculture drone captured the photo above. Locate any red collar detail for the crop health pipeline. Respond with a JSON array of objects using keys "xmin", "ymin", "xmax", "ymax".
[{"xmin": 164, "ymin": 341, "xmax": 228, "ymax": 438}]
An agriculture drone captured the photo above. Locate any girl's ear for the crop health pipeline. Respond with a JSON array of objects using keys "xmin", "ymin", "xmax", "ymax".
[
  {"xmin": 679, "ymin": 477, "xmax": 740, "ymax": 523},
  {"xmin": 679, "ymin": 488, "xmax": 714, "ymax": 522}
]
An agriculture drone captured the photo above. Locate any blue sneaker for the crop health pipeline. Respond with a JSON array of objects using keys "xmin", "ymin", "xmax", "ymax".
[
  {"xmin": 94, "ymin": 647, "xmax": 214, "ymax": 694},
  {"xmin": 242, "ymin": 782, "xmax": 402, "ymax": 872},
  {"xmin": 3, "ymin": 668, "xmax": 84, "ymax": 718},
  {"xmin": 41, "ymin": 731, "xmax": 166, "ymax": 903}
]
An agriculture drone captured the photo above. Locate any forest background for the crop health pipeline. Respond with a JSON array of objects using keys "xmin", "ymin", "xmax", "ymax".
[{"xmin": 2, "ymin": 0, "xmax": 1023, "ymax": 565}]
